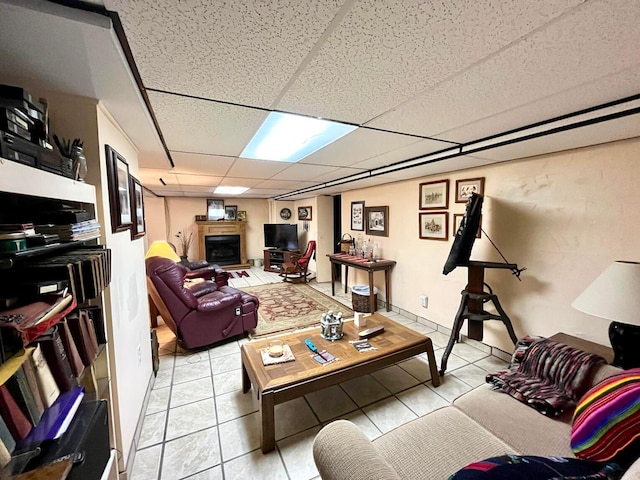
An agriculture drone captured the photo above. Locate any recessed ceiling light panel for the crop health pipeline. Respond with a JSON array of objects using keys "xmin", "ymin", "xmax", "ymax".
[
  {"xmin": 214, "ymin": 186, "xmax": 249, "ymax": 195},
  {"xmin": 241, "ymin": 112, "xmax": 357, "ymax": 162}
]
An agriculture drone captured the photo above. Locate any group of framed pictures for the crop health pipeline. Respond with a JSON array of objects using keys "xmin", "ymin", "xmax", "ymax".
[
  {"xmin": 350, "ymin": 201, "xmax": 389, "ymax": 237},
  {"xmin": 205, "ymin": 200, "xmax": 246, "ymax": 221},
  {"xmin": 418, "ymin": 177, "xmax": 484, "ymax": 240},
  {"xmin": 106, "ymin": 145, "xmax": 145, "ymax": 240}
]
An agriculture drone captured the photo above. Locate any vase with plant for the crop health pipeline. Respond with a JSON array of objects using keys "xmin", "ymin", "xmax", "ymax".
[
  {"xmin": 53, "ymin": 135, "xmax": 87, "ymax": 181},
  {"xmin": 175, "ymin": 229, "xmax": 193, "ymax": 261}
]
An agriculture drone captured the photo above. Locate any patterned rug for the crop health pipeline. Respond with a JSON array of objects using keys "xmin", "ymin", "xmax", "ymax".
[{"xmin": 243, "ymin": 283, "xmax": 353, "ymax": 338}]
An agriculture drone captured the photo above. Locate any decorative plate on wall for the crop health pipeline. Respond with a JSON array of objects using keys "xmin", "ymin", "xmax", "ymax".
[{"xmin": 280, "ymin": 208, "xmax": 292, "ymax": 220}]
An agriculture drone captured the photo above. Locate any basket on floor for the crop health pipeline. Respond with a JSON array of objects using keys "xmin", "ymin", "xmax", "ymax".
[{"xmin": 351, "ymin": 285, "xmax": 378, "ymax": 313}]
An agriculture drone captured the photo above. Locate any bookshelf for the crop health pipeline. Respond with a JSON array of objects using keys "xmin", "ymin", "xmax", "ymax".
[{"xmin": 0, "ymin": 157, "xmax": 117, "ymax": 479}]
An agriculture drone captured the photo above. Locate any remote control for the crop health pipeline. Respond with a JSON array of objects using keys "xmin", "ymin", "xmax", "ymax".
[
  {"xmin": 305, "ymin": 339, "xmax": 318, "ymax": 353},
  {"xmin": 358, "ymin": 326, "xmax": 385, "ymax": 338}
]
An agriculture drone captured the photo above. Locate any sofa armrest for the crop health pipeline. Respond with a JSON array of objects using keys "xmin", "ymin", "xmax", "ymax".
[
  {"xmin": 197, "ymin": 291, "xmax": 241, "ymax": 312},
  {"xmin": 188, "ymin": 281, "xmax": 218, "ymax": 298},
  {"xmin": 313, "ymin": 420, "xmax": 401, "ymax": 480}
]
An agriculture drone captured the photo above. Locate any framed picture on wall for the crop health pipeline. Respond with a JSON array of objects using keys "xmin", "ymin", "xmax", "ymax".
[
  {"xmin": 365, "ymin": 206, "xmax": 389, "ymax": 237},
  {"xmin": 298, "ymin": 206, "xmax": 312, "ymax": 221},
  {"xmin": 453, "ymin": 213, "xmax": 481, "ymax": 238},
  {"xmin": 105, "ymin": 145, "xmax": 133, "ymax": 233},
  {"xmin": 224, "ymin": 205, "xmax": 238, "ymax": 220},
  {"xmin": 456, "ymin": 177, "xmax": 485, "ymax": 203},
  {"xmin": 351, "ymin": 201, "xmax": 365, "ymax": 231},
  {"xmin": 419, "ymin": 180, "xmax": 449, "ymax": 210},
  {"xmin": 419, "ymin": 212, "xmax": 448, "ymax": 240},
  {"xmin": 130, "ymin": 175, "xmax": 145, "ymax": 239},
  {"xmin": 207, "ymin": 199, "xmax": 225, "ymax": 220}
]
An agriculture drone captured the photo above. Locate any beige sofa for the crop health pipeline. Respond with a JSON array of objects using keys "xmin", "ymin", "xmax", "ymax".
[{"xmin": 313, "ymin": 361, "xmax": 640, "ymax": 480}]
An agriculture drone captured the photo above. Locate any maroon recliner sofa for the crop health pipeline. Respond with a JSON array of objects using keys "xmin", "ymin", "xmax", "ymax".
[{"xmin": 146, "ymin": 257, "xmax": 259, "ymax": 349}]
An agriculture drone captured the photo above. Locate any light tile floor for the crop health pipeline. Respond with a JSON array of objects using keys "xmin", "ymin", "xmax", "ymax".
[{"xmin": 130, "ymin": 267, "xmax": 509, "ymax": 480}]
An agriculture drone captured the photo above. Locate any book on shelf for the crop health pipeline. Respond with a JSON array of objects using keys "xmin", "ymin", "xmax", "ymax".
[
  {"xmin": 66, "ymin": 311, "xmax": 98, "ymax": 366},
  {"xmin": 0, "ymin": 382, "xmax": 32, "ymax": 441},
  {"xmin": 0, "ymin": 413, "xmax": 15, "ymax": 457},
  {"xmin": 57, "ymin": 319, "xmax": 84, "ymax": 378},
  {"xmin": 6, "ymin": 364, "xmax": 43, "ymax": 426},
  {"xmin": 34, "ymin": 325, "xmax": 77, "ymax": 393},
  {"xmin": 19, "ymin": 349, "xmax": 45, "ymax": 420},
  {"xmin": 30, "ymin": 344, "xmax": 60, "ymax": 408},
  {"xmin": 16, "ymin": 386, "xmax": 84, "ymax": 449}
]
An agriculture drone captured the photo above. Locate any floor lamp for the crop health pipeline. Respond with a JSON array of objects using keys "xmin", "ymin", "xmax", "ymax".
[{"xmin": 571, "ymin": 261, "xmax": 640, "ymax": 369}]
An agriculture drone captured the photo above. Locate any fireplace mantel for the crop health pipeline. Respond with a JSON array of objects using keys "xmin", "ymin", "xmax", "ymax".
[{"xmin": 196, "ymin": 221, "xmax": 250, "ymax": 269}]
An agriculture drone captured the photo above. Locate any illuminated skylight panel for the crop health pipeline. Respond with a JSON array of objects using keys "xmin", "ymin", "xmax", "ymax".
[
  {"xmin": 241, "ymin": 112, "xmax": 356, "ymax": 163},
  {"xmin": 214, "ymin": 186, "xmax": 249, "ymax": 195}
]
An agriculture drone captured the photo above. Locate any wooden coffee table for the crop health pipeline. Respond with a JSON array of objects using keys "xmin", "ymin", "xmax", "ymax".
[{"xmin": 241, "ymin": 313, "xmax": 440, "ymax": 453}]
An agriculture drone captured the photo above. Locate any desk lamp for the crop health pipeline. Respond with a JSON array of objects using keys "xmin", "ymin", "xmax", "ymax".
[{"xmin": 571, "ymin": 261, "xmax": 640, "ymax": 369}]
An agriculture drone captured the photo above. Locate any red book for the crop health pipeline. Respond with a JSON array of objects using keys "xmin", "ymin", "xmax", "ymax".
[{"xmin": 0, "ymin": 383, "xmax": 32, "ymax": 441}]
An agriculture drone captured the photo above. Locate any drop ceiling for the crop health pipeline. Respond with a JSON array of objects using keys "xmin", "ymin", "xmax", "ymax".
[{"xmin": 1, "ymin": 0, "xmax": 640, "ymax": 200}]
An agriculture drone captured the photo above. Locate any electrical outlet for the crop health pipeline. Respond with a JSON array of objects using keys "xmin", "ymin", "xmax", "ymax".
[
  {"xmin": 420, "ymin": 295, "xmax": 428, "ymax": 308},
  {"xmin": 137, "ymin": 344, "xmax": 142, "ymax": 365}
]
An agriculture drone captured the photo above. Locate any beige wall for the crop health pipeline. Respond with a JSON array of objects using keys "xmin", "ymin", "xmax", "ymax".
[
  {"xmin": 161, "ymin": 197, "xmax": 269, "ymax": 261},
  {"xmin": 341, "ymin": 137, "xmax": 640, "ymax": 351}
]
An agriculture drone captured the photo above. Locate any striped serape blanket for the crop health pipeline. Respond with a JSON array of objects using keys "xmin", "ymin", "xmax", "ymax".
[{"xmin": 486, "ymin": 337, "xmax": 605, "ymax": 417}]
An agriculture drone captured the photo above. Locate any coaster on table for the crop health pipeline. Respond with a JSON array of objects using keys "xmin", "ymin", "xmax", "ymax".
[{"xmin": 260, "ymin": 344, "xmax": 295, "ymax": 366}]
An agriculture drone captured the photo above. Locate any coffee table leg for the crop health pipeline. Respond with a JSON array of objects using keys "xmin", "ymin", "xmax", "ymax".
[
  {"xmin": 260, "ymin": 391, "xmax": 276, "ymax": 453},
  {"xmin": 424, "ymin": 338, "xmax": 441, "ymax": 387},
  {"xmin": 242, "ymin": 362, "xmax": 251, "ymax": 393}
]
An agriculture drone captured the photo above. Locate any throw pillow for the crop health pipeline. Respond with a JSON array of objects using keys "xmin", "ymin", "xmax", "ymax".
[
  {"xmin": 572, "ymin": 368, "xmax": 640, "ymax": 462},
  {"xmin": 447, "ymin": 454, "xmax": 622, "ymax": 480}
]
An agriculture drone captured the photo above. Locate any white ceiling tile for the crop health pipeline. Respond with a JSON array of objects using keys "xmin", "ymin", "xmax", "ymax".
[
  {"xmin": 148, "ymin": 91, "xmax": 266, "ymax": 155},
  {"xmin": 178, "ymin": 185, "xmax": 216, "ymax": 193},
  {"xmin": 254, "ymin": 179, "xmax": 317, "ymax": 189},
  {"xmin": 225, "ymin": 158, "xmax": 290, "ymax": 179},
  {"xmin": 217, "ymin": 177, "xmax": 263, "ymax": 188},
  {"xmin": 170, "ymin": 152, "xmax": 236, "ymax": 176},
  {"xmin": 465, "ymin": 114, "xmax": 640, "ymax": 163},
  {"xmin": 105, "ymin": 0, "xmax": 344, "ymax": 107},
  {"xmin": 349, "ymin": 139, "xmax": 456, "ymax": 171},
  {"xmin": 173, "ymin": 174, "xmax": 222, "ymax": 187},
  {"xmin": 370, "ymin": 0, "xmax": 640, "ymax": 142},
  {"xmin": 277, "ymin": 0, "xmax": 585, "ymax": 123},
  {"xmin": 271, "ymin": 164, "xmax": 344, "ymax": 181},
  {"xmin": 301, "ymin": 128, "xmax": 432, "ymax": 167}
]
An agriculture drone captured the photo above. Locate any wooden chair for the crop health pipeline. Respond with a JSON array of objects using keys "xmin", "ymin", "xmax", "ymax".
[{"xmin": 280, "ymin": 240, "xmax": 316, "ymax": 283}]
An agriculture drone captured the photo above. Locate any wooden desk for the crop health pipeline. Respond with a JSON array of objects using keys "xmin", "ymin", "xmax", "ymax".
[{"xmin": 327, "ymin": 253, "xmax": 396, "ymax": 313}]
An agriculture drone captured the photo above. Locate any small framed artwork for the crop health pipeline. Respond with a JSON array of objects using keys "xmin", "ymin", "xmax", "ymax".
[
  {"xmin": 351, "ymin": 201, "xmax": 365, "ymax": 231},
  {"xmin": 224, "ymin": 205, "xmax": 238, "ymax": 220},
  {"xmin": 456, "ymin": 177, "xmax": 485, "ymax": 203},
  {"xmin": 237, "ymin": 210, "xmax": 247, "ymax": 221},
  {"xmin": 105, "ymin": 145, "xmax": 133, "ymax": 233},
  {"xmin": 298, "ymin": 206, "xmax": 312, "ymax": 221},
  {"xmin": 419, "ymin": 179, "xmax": 449, "ymax": 210},
  {"xmin": 365, "ymin": 206, "xmax": 389, "ymax": 237},
  {"xmin": 207, "ymin": 199, "xmax": 225, "ymax": 220},
  {"xmin": 130, "ymin": 175, "xmax": 145, "ymax": 239},
  {"xmin": 419, "ymin": 212, "xmax": 448, "ymax": 240},
  {"xmin": 453, "ymin": 213, "xmax": 482, "ymax": 238}
]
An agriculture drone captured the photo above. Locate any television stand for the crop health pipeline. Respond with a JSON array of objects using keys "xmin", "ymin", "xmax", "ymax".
[
  {"xmin": 439, "ymin": 261, "xmax": 519, "ymax": 376},
  {"xmin": 263, "ymin": 248, "xmax": 300, "ymax": 273}
]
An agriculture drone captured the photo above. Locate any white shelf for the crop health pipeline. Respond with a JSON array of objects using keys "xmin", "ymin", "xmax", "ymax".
[{"xmin": 0, "ymin": 157, "xmax": 96, "ymax": 204}]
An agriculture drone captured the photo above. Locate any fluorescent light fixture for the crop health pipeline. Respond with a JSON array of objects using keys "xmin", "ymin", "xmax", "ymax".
[
  {"xmin": 214, "ymin": 186, "xmax": 249, "ymax": 195},
  {"xmin": 241, "ymin": 112, "xmax": 357, "ymax": 162}
]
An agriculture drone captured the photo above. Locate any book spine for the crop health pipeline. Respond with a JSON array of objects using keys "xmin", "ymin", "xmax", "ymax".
[
  {"xmin": 36, "ymin": 326, "xmax": 77, "ymax": 392},
  {"xmin": 6, "ymin": 368, "xmax": 42, "ymax": 425},
  {"xmin": 30, "ymin": 344, "xmax": 60, "ymax": 408},
  {"xmin": 0, "ymin": 383, "xmax": 32, "ymax": 441},
  {"xmin": 20, "ymin": 354, "xmax": 45, "ymax": 418},
  {"xmin": 0, "ymin": 413, "xmax": 15, "ymax": 456}
]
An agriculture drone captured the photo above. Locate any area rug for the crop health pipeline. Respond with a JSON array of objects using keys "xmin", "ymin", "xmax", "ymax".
[
  {"xmin": 243, "ymin": 283, "xmax": 353, "ymax": 338},
  {"xmin": 228, "ymin": 271, "xmax": 249, "ymax": 278}
]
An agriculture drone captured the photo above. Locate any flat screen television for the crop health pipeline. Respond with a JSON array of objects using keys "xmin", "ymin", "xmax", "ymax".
[
  {"xmin": 443, "ymin": 193, "xmax": 483, "ymax": 275},
  {"xmin": 264, "ymin": 223, "xmax": 299, "ymax": 251}
]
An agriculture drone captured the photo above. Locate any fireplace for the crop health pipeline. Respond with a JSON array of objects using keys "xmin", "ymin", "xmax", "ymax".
[
  {"xmin": 197, "ymin": 221, "xmax": 249, "ymax": 269},
  {"xmin": 205, "ymin": 235, "xmax": 240, "ymax": 265}
]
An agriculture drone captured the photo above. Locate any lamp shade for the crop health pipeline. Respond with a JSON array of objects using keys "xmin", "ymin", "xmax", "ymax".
[
  {"xmin": 571, "ymin": 261, "xmax": 640, "ymax": 325},
  {"xmin": 145, "ymin": 241, "xmax": 180, "ymax": 262}
]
